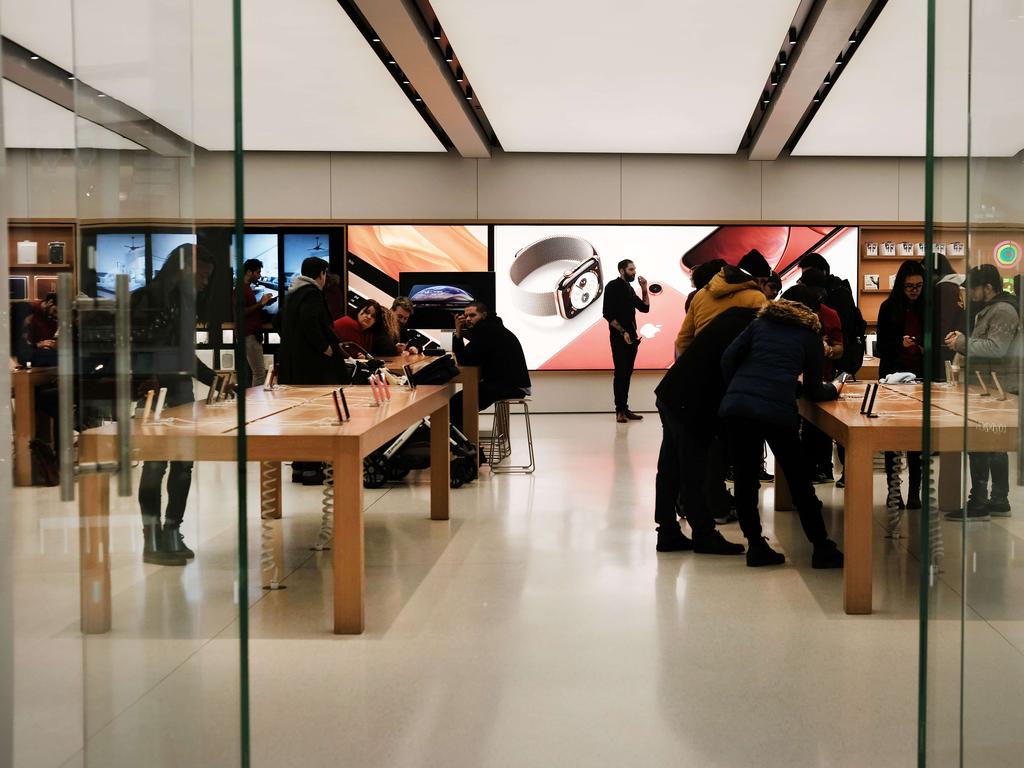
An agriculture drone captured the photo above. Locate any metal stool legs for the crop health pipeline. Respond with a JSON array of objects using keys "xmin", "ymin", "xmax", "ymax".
[{"xmin": 489, "ymin": 399, "xmax": 535, "ymax": 474}]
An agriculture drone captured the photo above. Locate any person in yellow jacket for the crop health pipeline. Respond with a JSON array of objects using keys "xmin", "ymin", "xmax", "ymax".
[{"xmin": 675, "ymin": 249, "xmax": 773, "ymax": 358}]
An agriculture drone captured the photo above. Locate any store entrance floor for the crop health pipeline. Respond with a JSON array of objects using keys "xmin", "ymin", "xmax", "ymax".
[{"xmin": 13, "ymin": 414, "xmax": 1024, "ymax": 767}]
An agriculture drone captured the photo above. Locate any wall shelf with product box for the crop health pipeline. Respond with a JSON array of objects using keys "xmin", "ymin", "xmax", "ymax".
[
  {"xmin": 857, "ymin": 226, "xmax": 971, "ymax": 328},
  {"xmin": 8, "ymin": 220, "xmax": 77, "ymax": 303}
]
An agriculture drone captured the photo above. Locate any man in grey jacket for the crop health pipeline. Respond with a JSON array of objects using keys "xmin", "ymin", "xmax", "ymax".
[{"xmin": 944, "ymin": 264, "xmax": 1021, "ymax": 520}]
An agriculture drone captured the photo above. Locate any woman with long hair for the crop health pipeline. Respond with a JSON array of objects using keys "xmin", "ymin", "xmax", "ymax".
[
  {"xmin": 876, "ymin": 259, "xmax": 926, "ymax": 509},
  {"xmin": 333, "ymin": 299, "xmax": 384, "ymax": 355}
]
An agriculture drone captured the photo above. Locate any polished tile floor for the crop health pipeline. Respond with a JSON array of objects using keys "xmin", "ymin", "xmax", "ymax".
[{"xmin": 11, "ymin": 414, "xmax": 1024, "ymax": 767}]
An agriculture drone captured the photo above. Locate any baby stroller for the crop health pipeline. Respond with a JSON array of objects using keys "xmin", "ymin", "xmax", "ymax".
[{"xmin": 363, "ymin": 418, "xmax": 478, "ymax": 489}]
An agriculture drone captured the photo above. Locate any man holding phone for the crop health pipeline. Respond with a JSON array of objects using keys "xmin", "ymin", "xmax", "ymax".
[
  {"xmin": 603, "ymin": 259, "xmax": 650, "ymax": 423},
  {"xmin": 242, "ymin": 257, "xmax": 275, "ymax": 386}
]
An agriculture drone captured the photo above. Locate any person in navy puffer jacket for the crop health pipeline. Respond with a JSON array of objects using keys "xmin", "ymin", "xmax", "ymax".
[{"xmin": 719, "ymin": 286, "xmax": 844, "ymax": 569}]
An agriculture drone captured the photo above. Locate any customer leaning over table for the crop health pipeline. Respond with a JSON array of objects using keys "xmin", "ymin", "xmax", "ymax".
[
  {"xmin": 719, "ymin": 286, "xmax": 844, "ymax": 569},
  {"xmin": 943, "ymin": 264, "xmax": 1022, "ymax": 521}
]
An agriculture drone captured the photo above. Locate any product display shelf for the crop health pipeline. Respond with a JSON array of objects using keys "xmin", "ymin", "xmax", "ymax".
[{"xmin": 8, "ymin": 220, "xmax": 77, "ymax": 302}]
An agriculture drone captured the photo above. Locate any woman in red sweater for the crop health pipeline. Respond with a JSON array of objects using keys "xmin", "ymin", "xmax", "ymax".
[{"xmin": 333, "ymin": 300, "xmax": 400, "ymax": 357}]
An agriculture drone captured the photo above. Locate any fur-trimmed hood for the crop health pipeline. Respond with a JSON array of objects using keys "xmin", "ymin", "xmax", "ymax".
[{"xmin": 758, "ymin": 299, "xmax": 821, "ymax": 334}]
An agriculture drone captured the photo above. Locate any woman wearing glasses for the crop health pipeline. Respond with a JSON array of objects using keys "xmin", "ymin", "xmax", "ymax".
[{"xmin": 876, "ymin": 260, "xmax": 927, "ymax": 510}]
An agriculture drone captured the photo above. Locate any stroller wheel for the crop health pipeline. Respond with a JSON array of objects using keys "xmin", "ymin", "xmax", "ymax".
[{"xmin": 363, "ymin": 456, "xmax": 388, "ymax": 488}]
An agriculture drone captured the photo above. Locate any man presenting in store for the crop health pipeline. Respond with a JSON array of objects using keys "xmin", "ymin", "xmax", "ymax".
[
  {"xmin": 603, "ymin": 259, "xmax": 650, "ymax": 423},
  {"xmin": 241, "ymin": 258, "xmax": 275, "ymax": 386}
]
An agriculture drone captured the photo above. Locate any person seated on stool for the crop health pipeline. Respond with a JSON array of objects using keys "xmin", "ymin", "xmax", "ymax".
[
  {"xmin": 719, "ymin": 286, "xmax": 845, "ymax": 569},
  {"xmin": 451, "ymin": 302, "xmax": 531, "ymax": 457}
]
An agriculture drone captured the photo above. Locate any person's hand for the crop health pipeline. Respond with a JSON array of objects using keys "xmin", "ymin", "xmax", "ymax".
[
  {"xmin": 623, "ymin": 331, "xmax": 633, "ymax": 345},
  {"xmin": 324, "ymin": 346, "xmax": 334, "ymax": 357},
  {"xmin": 638, "ymin": 276, "xmax": 648, "ymax": 290},
  {"xmin": 944, "ymin": 331, "xmax": 961, "ymax": 351},
  {"xmin": 37, "ymin": 339, "xmax": 57, "ymax": 350},
  {"xmin": 454, "ymin": 314, "xmax": 466, "ymax": 336},
  {"xmin": 396, "ymin": 342, "xmax": 407, "ymax": 353},
  {"xmin": 902, "ymin": 335, "xmax": 917, "ymax": 348},
  {"xmin": 408, "ymin": 346, "xmax": 419, "ymax": 355},
  {"xmin": 259, "ymin": 293, "xmax": 274, "ymax": 307}
]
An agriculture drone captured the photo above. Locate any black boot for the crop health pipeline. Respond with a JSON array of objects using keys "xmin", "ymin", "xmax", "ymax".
[
  {"xmin": 693, "ymin": 530, "xmax": 745, "ymax": 555},
  {"xmin": 162, "ymin": 523, "xmax": 195, "ymax": 559},
  {"xmin": 811, "ymin": 539, "xmax": 844, "ymax": 569},
  {"xmin": 143, "ymin": 523, "xmax": 186, "ymax": 566},
  {"xmin": 656, "ymin": 526, "xmax": 693, "ymax": 552},
  {"xmin": 746, "ymin": 536, "xmax": 785, "ymax": 567}
]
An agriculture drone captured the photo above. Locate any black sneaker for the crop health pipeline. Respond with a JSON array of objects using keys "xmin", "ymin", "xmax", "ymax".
[
  {"xmin": 693, "ymin": 530, "xmax": 745, "ymax": 555},
  {"xmin": 746, "ymin": 537, "xmax": 785, "ymax": 567},
  {"xmin": 984, "ymin": 498, "xmax": 1011, "ymax": 518},
  {"xmin": 812, "ymin": 472, "xmax": 834, "ymax": 485},
  {"xmin": 142, "ymin": 525, "xmax": 186, "ymax": 566},
  {"xmin": 162, "ymin": 524, "xmax": 195, "ymax": 559},
  {"xmin": 656, "ymin": 529, "xmax": 693, "ymax": 552},
  {"xmin": 759, "ymin": 465, "xmax": 775, "ymax": 483},
  {"xmin": 811, "ymin": 540, "xmax": 844, "ymax": 569}
]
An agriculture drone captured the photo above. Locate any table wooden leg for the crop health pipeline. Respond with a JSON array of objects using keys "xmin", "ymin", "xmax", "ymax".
[
  {"xmin": 843, "ymin": 439, "xmax": 874, "ymax": 615},
  {"xmin": 938, "ymin": 453, "xmax": 962, "ymax": 512},
  {"xmin": 463, "ymin": 368, "xmax": 479, "ymax": 469},
  {"xmin": 333, "ymin": 446, "xmax": 365, "ymax": 634},
  {"xmin": 13, "ymin": 374, "xmax": 35, "ymax": 487},
  {"xmin": 260, "ymin": 461, "xmax": 285, "ymax": 590},
  {"xmin": 80, "ymin": 472, "xmax": 112, "ymax": 633},
  {"xmin": 430, "ymin": 401, "xmax": 450, "ymax": 521}
]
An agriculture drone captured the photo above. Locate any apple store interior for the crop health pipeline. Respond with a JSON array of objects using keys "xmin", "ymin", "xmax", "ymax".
[{"xmin": 3, "ymin": 0, "xmax": 1024, "ymax": 766}]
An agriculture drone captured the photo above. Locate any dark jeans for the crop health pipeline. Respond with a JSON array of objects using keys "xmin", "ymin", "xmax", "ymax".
[
  {"xmin": 969, "ymin": 452, "xmax": 1009, "ymax": 502},
  {"xmin": 610, "ymin": 332, "xmax": 640, "ymax": 412},
  {"xmin": 705, "ymin": 434, "xmax": 732, "ymax": 517},
  {"xmin": 139, "ymin": 461, "xmax": 194, "ymax": 527},
  {"xmin": 451, "ymin": 382, "xmax": 527, "ymax": 431},
  {"xmin": 654, "ymin": 400, "xmax": 716, "ymax": 539},
  {"xmin": 725, "ymin": 416, "xmax": 829, "ymax": 545},
  {"xmin": 801, "ymin": 419, "xmax": 834, "ymax": 474}
]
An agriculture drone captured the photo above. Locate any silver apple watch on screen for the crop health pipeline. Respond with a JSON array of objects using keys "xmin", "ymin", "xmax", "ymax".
[{"xmin": 509, "ymin": 236, "xmax": 604, "ymax": 319}]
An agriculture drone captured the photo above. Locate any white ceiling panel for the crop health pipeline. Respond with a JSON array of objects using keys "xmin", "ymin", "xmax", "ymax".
[
  {"xmin": 2, "ymin": 0, "xmax": 443, "ymax": 152},
  {"xmin": 429, "ymin": 0, "xmax": 800, "ymax": 153},
  {"xmin": 795, "ymin": 0, "xmax": 1024, "ymax": 157},
  {"xmin": 2, "ymin": 80, "xmax": 143, "ymax": 150}
]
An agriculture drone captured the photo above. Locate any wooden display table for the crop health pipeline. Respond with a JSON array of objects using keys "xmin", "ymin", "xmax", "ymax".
[
  {"xmin": 11, "ymin": 366, "xmax": 58, "ymax": 486},
  {"xmin": 794, "ymin": 382, "xmax": 1017, "ymax": 615},
  {"xmin": 857, "ymin": 357, "xmax": 880, "ymax": 381},
  {"xmin": 77, "ymin": 383, "xmax": 455, "ymax": 635}
]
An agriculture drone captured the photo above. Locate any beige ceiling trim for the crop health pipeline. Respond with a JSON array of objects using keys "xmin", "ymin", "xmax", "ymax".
[
  {"xmin": 748, "ymin": 0, "xmax": 873, "ymax": 161},
  {"xmin": 350, "ymin": 0, "xmax": 490, "ymax": 158}
]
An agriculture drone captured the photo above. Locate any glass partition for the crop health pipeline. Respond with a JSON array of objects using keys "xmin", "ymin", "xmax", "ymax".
[
  {"xmin": 4, "ymin": 0, "xmax": 249, "ymax": 765},
  {"xmin": 921, "ymin": 1, "xmax": 1024, "ymax": 765}
]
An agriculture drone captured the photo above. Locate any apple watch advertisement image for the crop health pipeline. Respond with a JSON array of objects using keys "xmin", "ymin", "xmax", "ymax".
[{"xmin": 494, "ymin": 224, "xmax": 858, "ymax": 371}]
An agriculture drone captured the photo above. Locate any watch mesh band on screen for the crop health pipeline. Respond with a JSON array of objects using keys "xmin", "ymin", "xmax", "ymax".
[{"xmin": 509, "ymin": 235, "xmax": 604, "ymax": 319}]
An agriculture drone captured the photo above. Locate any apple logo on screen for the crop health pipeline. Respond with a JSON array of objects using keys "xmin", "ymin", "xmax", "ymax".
[{"xmin": 638, "ymin": 323, "xmax": 662, "ymax": 339}]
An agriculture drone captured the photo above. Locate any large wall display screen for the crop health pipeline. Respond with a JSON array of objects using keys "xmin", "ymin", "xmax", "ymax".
[
  {"xmin": 347, "ymin": 225, "xmax": 489, "ymax": 310},
  {"xmin": 494, "ymin": 225, "xmax": 858, "ymax": 371}
]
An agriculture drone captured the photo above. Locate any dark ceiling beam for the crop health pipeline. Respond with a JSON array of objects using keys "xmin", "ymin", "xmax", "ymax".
[
  {"xmin": 1, "ymin": 37, "xmax": 195, "ymax": 157},
  {"xmin": 748, "ymin": 0, "xmax": 874, "ymax": 161},
  {"xmin": 348, "ymin": 0, "xmax": 491, "ymax": 158}
]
